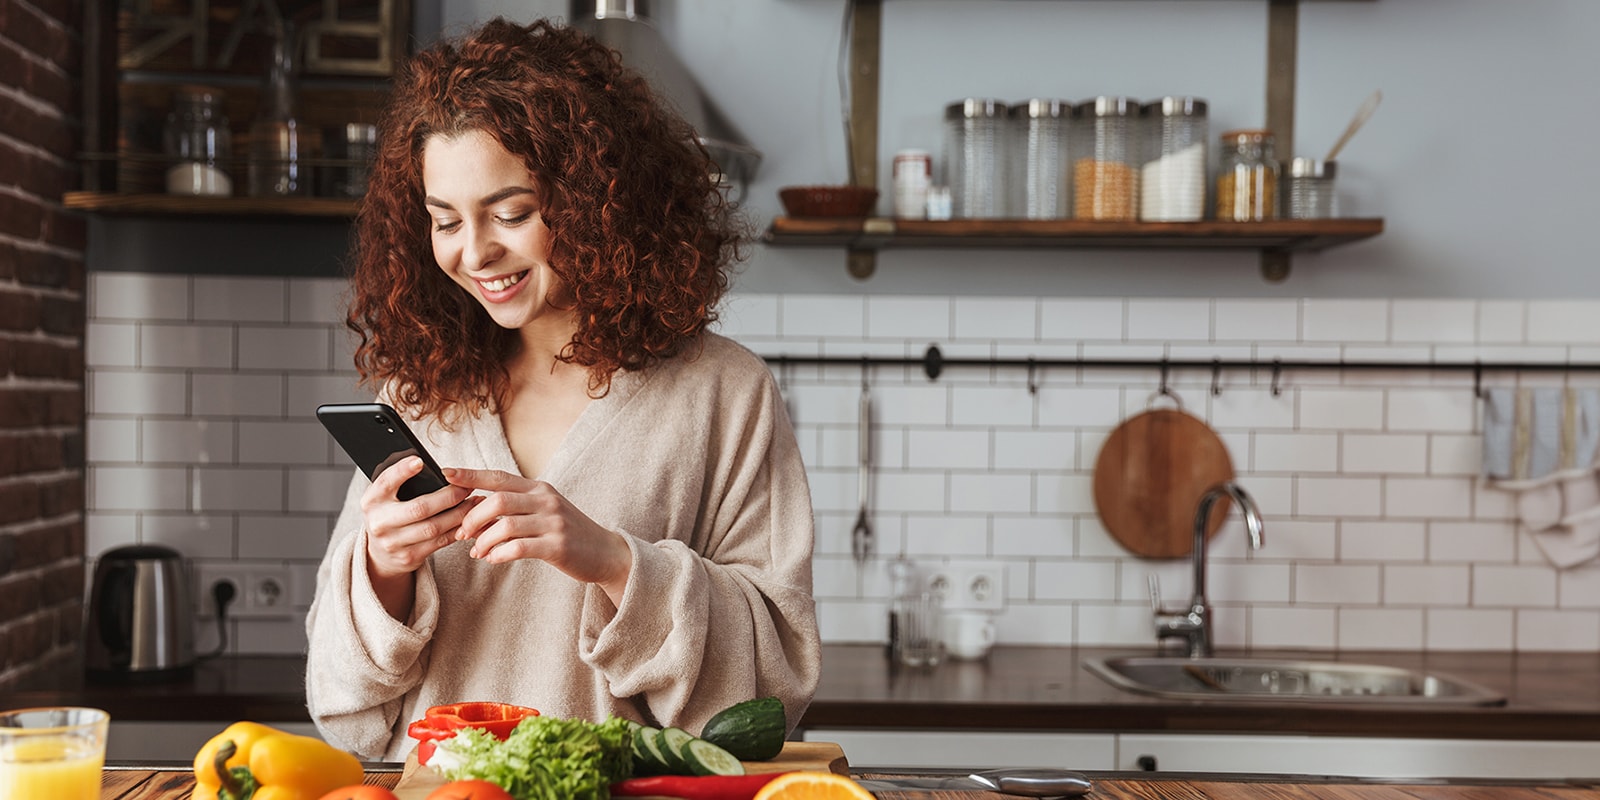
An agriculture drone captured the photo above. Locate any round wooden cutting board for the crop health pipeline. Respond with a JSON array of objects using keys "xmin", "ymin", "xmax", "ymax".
[{"xmin": 1093, "ymin": 407, "xmax": 1234, "ymax": 559}]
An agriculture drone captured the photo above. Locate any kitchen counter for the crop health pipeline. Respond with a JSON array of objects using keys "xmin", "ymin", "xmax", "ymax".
[
  {"xmin": 100, "ymin": 764, "xmax": 1600, "ymax": 799},
  {"xmin": 10, "ymin": 645, "xmax": 1599, "ymax": 741}
]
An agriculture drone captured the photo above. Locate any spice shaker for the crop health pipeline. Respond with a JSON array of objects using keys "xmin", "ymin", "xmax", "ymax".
[
  {"xmin": 1009, "ymin": 98, "xmax": 1071, "ymax": 219},
  {"xmin": 1285, "ymin": 157, "xmax": 1337, "ymax": 219},
  {"xmin": 1215, "ymin": 129, "xmax": 1279, "ymax": 221},
  {"xmin": 892, "ymin": 149, "xmax": 933, "ymax": 219},
  {"xmin": 162, "ymin": 86, "xmax": 233, "ymax": 197},
  {"xmin": 1139, "ymin": 97, "xmax": 1208, "ymax": 222},
  {"xmin": 1072, "ymin": 96, "xmax": 1140, "ymax": 221},
  {"xmin": 944, "ymin": 98, "xmax": 1008, "ymax": 219}
]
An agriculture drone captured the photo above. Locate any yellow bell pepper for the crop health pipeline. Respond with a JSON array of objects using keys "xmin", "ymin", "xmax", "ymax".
[{"xmin": 191, "ymin": 721, "xmax": 365, "ymax": 800}]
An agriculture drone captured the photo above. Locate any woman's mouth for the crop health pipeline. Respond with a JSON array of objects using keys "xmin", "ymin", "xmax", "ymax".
[{"xmin": 478, "ymin": 271, "xmax": 528, "ymax": 295}]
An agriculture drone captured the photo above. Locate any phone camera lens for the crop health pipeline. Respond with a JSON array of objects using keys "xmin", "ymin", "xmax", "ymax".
[{"xmin": 373, "ymin": 414, "xmax": 386, "ymax": 424}]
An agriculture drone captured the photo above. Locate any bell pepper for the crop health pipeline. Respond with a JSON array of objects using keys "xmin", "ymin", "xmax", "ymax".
[
  {"xmin": 191, "ymin": 721, "xmax": 365, "ymax": 800},
  {"xmin": 405, "ymin": 702, "xmax": 540, "ymax": 766}
]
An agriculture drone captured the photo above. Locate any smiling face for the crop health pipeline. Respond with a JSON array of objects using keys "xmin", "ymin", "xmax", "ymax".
[{"xmin": 422, "ymin": 129, "xmax": 570, "ymax": 338}]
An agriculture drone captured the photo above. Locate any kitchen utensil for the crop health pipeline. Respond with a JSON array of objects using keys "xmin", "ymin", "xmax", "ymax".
[
  {"xmin": 856, "ymin": 768, "xmax": 1092, "ymax": 797},
  {"xmin": 943, "ymin": 610, "xmax": 997, "ymax": 660},
  {"xmin": 84, "ymin": 545, "xmax": 196, "ymax": 681},
  {"xmin": 779, "ymin": 185, "xmax": 878, "ymax": 217},
  {"xmin": 1325, "ymin": 89, "xmax": 1382, "ymax": 163},
  {"xmin": 852, "ymin": 367, "xmax": 873, "ymax": 567},
  {"xmin": 1092, "ymin": 393, "xmax": 1235, "ymax": 559}
]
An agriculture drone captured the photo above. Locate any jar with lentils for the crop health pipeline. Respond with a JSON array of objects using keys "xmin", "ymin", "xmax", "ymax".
[
  {"xmin": 1071, "ymin": 96, "xmax": 1140, "ymax": 221},
  {"xmin": 1215, "ymin": 129, "xmax": 1278, "ymax": 221}
]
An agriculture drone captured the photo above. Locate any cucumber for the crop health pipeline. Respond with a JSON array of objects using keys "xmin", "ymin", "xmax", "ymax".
[
  {"xmin": 657, "ymin": 726, "xmax": 697, "ymax": 773},
  {"xmin": 683, "ymin": 738, "xmax": 746, "ymax": 776},
  {"xmin": 699, "ymin": 696, "xmax": 787, "ymax": 761},
  {"xmin": 633, "ymin": 726, "xmax": 671, "ymax": 775}
]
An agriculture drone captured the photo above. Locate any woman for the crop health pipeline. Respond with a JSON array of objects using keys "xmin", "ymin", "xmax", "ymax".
[{"xmin": 305, "ymin": 17, "xmax": 820, "ymax": 761}]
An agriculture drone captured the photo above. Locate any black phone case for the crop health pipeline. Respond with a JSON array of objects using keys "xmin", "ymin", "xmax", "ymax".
[{"xmin": 316, "ymin": 402, "xmax": 451, "ymax": 501}]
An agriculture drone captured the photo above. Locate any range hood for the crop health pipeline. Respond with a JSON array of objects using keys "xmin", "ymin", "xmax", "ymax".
[{"xmin": 570, "ymin": 0, "xmax": 761, "ymax": 199}]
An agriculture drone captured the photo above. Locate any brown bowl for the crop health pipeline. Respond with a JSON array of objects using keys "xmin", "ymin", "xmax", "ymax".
[{"xmin": 779, "ymin": 185, "xmax": 879, "ymax": 218}]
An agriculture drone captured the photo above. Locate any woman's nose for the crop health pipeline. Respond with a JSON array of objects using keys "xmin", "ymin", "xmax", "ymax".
[{"xmin": 461, "ymin": 223, "xmax": 502, "ymax": 270}]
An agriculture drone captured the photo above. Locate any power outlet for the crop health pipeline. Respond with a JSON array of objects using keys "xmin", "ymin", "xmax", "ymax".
[
  {"xmin": 922, "ymin": 563, "xmax": 1004, "ymax": 612},
  {"xmin": 195, "ymin": 563, "xmax": 295, "ymax": 620}
]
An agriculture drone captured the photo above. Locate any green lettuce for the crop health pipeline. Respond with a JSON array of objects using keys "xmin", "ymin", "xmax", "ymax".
[{"xmin": 435, "ymin": 715, "xmax": 635, "ymax": 800}]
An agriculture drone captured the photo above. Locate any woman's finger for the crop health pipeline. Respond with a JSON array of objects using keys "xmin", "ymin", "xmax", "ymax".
[{"xmin": 445, "ymin": 467, "xmax": 537, "ymax": 494}]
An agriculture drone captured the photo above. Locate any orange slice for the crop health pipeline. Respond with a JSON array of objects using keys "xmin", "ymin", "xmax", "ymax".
[{"xmin": 753, "ymin": 771, "xmax": 876, "ymax": 800}]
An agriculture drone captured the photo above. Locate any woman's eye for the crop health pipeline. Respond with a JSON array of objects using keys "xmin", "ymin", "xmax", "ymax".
[
  {"xmin": 432, "ymin": 219, "xmax": 461, "ymax": 233},
  {"xmin": 495, "ymin": 211, "xmax": 534, "ymax": 226}
]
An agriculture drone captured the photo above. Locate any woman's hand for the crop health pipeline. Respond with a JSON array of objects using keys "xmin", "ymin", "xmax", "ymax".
[
  {"xmin": 444, "ymin": 467, "xmax": 633, "ymax": 604},
  {"xmin": 361, "ymin": 455, "xmax": 477, "ymax": 618}
]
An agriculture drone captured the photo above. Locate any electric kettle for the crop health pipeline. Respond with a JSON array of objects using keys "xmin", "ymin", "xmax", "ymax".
[{"xmin": 84, "ymin": 544, "xmax": 195, "ymax": 681}]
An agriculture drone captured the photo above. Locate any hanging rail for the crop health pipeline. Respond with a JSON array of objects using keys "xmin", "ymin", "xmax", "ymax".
[{"xmin": 765, "ymin": 344, "xmax": 1600, "ymax": 398}]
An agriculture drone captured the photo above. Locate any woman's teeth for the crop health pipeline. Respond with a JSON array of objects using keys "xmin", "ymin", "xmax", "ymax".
[{"xmin": 481, "ymin": 272, "xmax": 526, "ymax": 292}]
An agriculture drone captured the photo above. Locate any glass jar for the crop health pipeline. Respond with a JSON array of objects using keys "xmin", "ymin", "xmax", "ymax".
[
  {"xmin": 1009, "ymin": 98, "xmax": 1071, "ymax": 219},
  {"xmin": 1139, "ymin": 97, "xmax": 1208, "ymax": 222},
  {"xmin": 162, "ymin": 86, "xmax": 233, "ymax": 196},
  {"xmin": 1072, "ymin": 96, "xmax": 1140, "ymax": 221},
  {"xmin": 1286, "ymin": 157, "xmax": 1337, "ymax": 219},
  {"xmin": 1216, "ymin": 129, "xmax": 1279, "ymax": 221},
  {"xmin": 943, "ymin": 98, "xmax": 1008, "ymax": 219},
  {"xmin": 248, "ymin": 23, "xmax": 309, "ymax": 197}
]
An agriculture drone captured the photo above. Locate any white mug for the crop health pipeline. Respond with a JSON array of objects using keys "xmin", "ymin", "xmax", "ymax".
[{"xmin": 942, "ymin": 610, "xmax": 997, "ymax": 660}]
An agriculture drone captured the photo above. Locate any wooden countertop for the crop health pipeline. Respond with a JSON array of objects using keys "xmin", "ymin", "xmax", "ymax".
[
  {"xmin": 12, "ymin": 645, "xmax": 1600, "ymax": 741},
  {"xmin": 100, "ymin": 764, "xmax": 1600, "ymax": 800}
]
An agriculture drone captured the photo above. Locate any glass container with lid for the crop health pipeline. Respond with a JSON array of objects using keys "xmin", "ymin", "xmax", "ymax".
[
  {"xmin": 1216, "ymin": 128, "xmax": 1279, "ymax": 221},
  {"xmin": 1139, "ymin": 97, "xmax": 1207, "ymax": 222},
  {"xmin": 944, "ymin": 98, "xmax": 1008, "ymax": 219},
  {"xmin": 162, "ymin": 86, "xmax": 233, "ymax": 196},
  {"xmin": 1072, "ymin": 96, "xmax": 1140, "ymax": 221},
  {"xmin": 1009, "ymin": 98, "xmax": 1071, "ymax": 219},
  {"xmin": 1285, "ymin": 157, "xmax": 1337, "ymax": 219}
]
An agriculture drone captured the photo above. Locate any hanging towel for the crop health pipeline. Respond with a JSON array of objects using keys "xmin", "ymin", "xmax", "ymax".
[{"xmin": 1483, "ymin": 387, "xmax": 1600, "ymax": 569}]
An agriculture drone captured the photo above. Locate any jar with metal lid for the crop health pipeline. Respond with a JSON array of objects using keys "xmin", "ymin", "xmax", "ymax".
[
  {"xmin": 1216, "ymin": 129, "xmax": 1279, "ymax": 221},
  {"xmin": 162, "ymin": 86, "xmax": 233, "ymax": 196},
  {"xmin": 1139, "ymin": 97, "xmax": 1207, "ymax": 222},
  {"xmin": 1072, "ymin": 96, "xmax": 1140, "ymax": 221},
  {"xmin": 1285, "ymin": 157, "xmax": 1337, "ymax": 219},
  {"xmin": 1009, "ymin": 98, "xmax": 1071, "ymax": 219},
  {"xmin": 944, "ymin": 98, "xmax": 1008, "ymax": 219}
]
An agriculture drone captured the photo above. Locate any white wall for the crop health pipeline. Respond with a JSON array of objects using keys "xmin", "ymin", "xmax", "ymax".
[{"xmin": 82, "ymin": 273, "xmax": 1600, "ymax": 656}]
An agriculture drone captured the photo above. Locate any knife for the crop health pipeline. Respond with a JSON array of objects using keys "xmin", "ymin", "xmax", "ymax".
[{"xmin": 854, "ymin": 768, "xmax": 1093, "ymax": 797}]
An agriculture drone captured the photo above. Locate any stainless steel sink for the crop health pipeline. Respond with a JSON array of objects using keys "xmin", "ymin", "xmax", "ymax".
[{"xmin": 1083, "ymin": 655, "xmax": 1506, "ymax": 706}]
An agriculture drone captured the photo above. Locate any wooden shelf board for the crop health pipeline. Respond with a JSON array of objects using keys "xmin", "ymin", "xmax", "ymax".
[
  {"xmin": 764, "ymin": 217, "xmax": 1385, "ymax": 252},
  {"xmin": 63, "ymin": 191, "xmax": 357, "ymax": 219}
]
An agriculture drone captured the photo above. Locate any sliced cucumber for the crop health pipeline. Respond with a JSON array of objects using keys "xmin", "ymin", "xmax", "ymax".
[
  {"xmin": 657, "ymin": 726, "xmax": 697, "ymax": 773},
  {"xmin": 633, "ymin": 726, "xmax": 670, "ymax": 775},
  {"xmin": 700, "ymin": 696, "xmax": 787, "ymax": 761},
  {"xmin": 683, "ymin": 738, "xmax": 746, "ymax": 776}
]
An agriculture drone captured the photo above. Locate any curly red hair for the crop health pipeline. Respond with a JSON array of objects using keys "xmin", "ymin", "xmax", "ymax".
[{"xmin": 346, "ymin": 17, "xmax": 745, "ymax": 420}]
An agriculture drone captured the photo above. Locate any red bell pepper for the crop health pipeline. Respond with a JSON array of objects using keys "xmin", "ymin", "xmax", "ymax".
[
  {"xmin": 610, "ymin": 773, "xmax": 791, "ymax": 800},
  {"xmin": 405, "ymin": 701, "xmax": 540, "ymax": 765}
]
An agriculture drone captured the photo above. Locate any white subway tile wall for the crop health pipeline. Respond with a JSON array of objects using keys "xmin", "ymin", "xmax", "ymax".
[{"xmin": 84, "ymin": 275, "xmax": 1600, "ymax": 655}]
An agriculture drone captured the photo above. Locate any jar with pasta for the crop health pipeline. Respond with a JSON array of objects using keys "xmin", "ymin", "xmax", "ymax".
[
  {"xmin": 1071, "ymin": 96, "xmax": 1140, "ymax": 221},
  {"xmin": 1215, "ymin": 129, "xmax": 1278, "ymax": 221}
]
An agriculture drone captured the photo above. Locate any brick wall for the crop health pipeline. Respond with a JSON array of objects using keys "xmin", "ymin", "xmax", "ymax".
[{"xmin": 0, "ymin": 0, "xmax": 89, "ymax": 690}]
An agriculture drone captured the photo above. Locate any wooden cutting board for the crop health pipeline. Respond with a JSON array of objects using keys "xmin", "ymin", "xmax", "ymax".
[
  {"xmin": 1092, "ymin": 407, "xmax": 1234, "ymax": 559},
  {"xmin": 392, "ymin": 740, "xmax": 848, "ymax": 799}
]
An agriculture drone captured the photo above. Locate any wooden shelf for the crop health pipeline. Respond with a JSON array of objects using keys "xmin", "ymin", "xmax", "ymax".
[
  {"xmin": 764, "ymin": 217, "xmax": 1385, "ymax": 252},
  {"xmin": 63, "ymin": 191, "xmax": 356, "ymax": 219}
]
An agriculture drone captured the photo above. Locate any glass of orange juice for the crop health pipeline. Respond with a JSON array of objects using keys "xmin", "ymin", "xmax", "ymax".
[{"xmin": 0, "ymin": 706, "xmax": 109, "ymax": 800}]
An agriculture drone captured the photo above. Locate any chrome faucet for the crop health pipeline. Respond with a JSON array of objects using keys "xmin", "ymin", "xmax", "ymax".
[{"xmin": 1149, "ymin": 481, "xmax": 1265, "ymax": 658}]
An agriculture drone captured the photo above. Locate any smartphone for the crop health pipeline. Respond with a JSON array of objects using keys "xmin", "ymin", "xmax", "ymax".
[{"xmin": 316, "ymin": 402, "xmax": 451, "ymax": 501}]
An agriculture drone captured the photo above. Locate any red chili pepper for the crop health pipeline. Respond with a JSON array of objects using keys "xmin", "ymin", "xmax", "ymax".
[{"xmin": 610, "ymin": 773, "xmax": 791, "ymax": 800}]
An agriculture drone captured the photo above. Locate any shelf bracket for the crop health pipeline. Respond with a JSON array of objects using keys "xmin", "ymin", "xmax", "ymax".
[
  {"xmin": 1263, "ymin": 0, "xmax": 1299, "ymax": 282},
  {"xmin": 845, "ymin": 0, "xmax": 882, "ymax": 279}
]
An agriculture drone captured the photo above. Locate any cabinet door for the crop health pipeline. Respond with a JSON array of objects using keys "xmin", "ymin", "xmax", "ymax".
[
  {"xmin": 802, "ymin": 728, "xmax": 1115, "ymax": 770},
  {"xmin": 1117, "ymin": 733, "xmax": 1600, "ymax": 780}
]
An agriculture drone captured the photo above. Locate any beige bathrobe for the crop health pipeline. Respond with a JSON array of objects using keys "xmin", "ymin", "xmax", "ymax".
[{"xmin": 305, "ymin": 334, "xmax": 821, "ymax": 761}]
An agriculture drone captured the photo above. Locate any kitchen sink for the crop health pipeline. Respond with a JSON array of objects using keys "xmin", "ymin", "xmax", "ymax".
[{"xmin": 1082, "ymin": 655, "xmax": 1507, "ymax": 706}]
